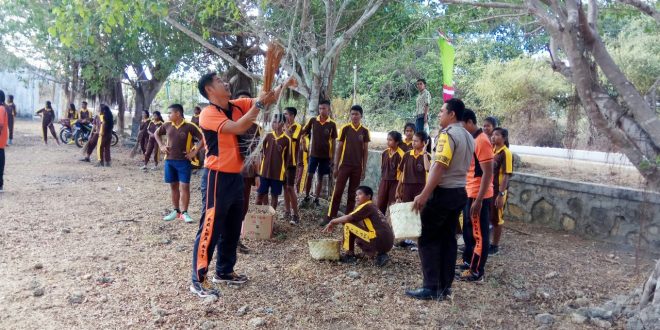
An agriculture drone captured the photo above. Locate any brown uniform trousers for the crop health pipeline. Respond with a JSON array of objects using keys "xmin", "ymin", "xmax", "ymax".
[
  {"xmin": 85, "ymin": 133, "xmax": 99, "ymax": 158},
  {"xmin": 377, "ymin": 180, "xmax": 398, "ymax": 214},
  {"xmin": 97, "ymin": 131, "xmax": 112, "ymax": 163},
  {"xmin": 327, "ymin": 165, "xmax": 361, "ymax": 219}
]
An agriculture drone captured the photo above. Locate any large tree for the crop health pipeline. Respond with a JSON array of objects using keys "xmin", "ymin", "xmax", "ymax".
[{"xmin": 437, "ymin": 0, "xmax": 659, "ymax": 189}]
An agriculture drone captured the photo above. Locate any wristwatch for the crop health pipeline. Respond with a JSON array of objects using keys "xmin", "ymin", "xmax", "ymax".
[
  {"xmin": 499, "ymin": 191, "xmax": 506, "ymax": 197},
  {"xmin": 255, "ymin": 101, "xmax": 265, "ymax": 110}
]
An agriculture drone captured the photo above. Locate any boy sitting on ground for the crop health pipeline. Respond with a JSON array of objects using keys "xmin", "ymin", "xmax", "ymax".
[{"xmin": 322, "ymin": 186, "xmax": 394, "ymax": 267}]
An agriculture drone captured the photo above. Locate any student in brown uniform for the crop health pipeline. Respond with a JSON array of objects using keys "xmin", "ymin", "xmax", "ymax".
[
  {"xmin": 283, "ymin": 107, "xmax": 302, "ymax": 224},
  {"xmin": 399, "ymin": 122, "xmax": 415, "ymax": 152},
  {"xmin": 155, "ymin": 104, "xmax": 205, "ymax": 223},
  {"xmin": 77, "ymin": 101, "xmax": 92, "ymax": 124},
  {"xmin": 6, "ymin": 95, "xmax": 16, "ymax": 145},
  {"xmin": 95, "ymin": 104, "xmax": 113, "ymax": 167},
  {"xmin": 137, "ymin": 110, "xmax": 150, "ymax": 155},
  {"xmin": 323, "ymin": 186, "xmax": 393, "ymax": 267},
  {"xmin": 296, "ymin": 135, "xmax": 310, "ymax": 194},
  {"xmin": 142, "ymin": 111, "xmax": 164, "ymax": 170},
  {"xmin": 0, "ymin": 90, "xmax": 7, "ymax": 191},
  {"xmin": 489, "ymin": 127, "xmax": 512, "ymax": 256},
  {"xmin": 377, "ymin": 131, "xmax": 404, "ymax": 214},
  {"xmin": 190, "ymin": 106, "xmax": 204, "ymax": 169},
  {"xmin": 80, "ymin": 108, "xmax": 101, "ymax": 162},
  {"xmin": 482, "ymin": 116, "xmax": 497, "ymax": 139},
  {"xmin": 191, "ymin": 106, "xmax": 201, "ymax": 126},
  {"xmin": 396, "ymin": 131, "xmax": 431, "ymax": 203},
  {"xmin": 256, "ymin": 114, "xmax": 291, "ymax": 210},
  {"xmin": 324, "ymin": 105, "xmax": 370, "ymax": 226},
  {"xmin": 35, "ymin": 101, "xmax": 60, "ymax": 145},
  {"xmin": 300, "ymin": 100, "xmax": 338, "ymax": 207}
]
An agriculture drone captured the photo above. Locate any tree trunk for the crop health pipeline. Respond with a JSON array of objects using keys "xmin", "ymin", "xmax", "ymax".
[
  {"xmin": 640, "ymin": 259, "xmax": 660, "ymax": 308},
  {"xmin": 131, "ymin": 81, "xmax": 164, "ymax": 136},
  {"xmin": 115, "ymin": 79, "xmax": 126, "ymax": 136}
]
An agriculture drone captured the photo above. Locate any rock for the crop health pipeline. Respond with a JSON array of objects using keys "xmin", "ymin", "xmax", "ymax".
[
  {"xmin": 570, "ymin": 313, "xmax": 587, "ymax": 324},
  {"xmin": 151, "ymin": 306, "xmax": 169, "ymax": 317},
  {"xmin": 544, "ymin": 271, "xmax": 558, "ymax": 279},
  {"xmin": 99, "ymin": 295, "xmax": 108, "ymax": 303},
  {"xmin": 514, "ymin": 291, "xmax": 531, "ymax": 301},
  {"xmin": 68, "ymin": 291, "xmax": 84, "ymax": 304},
  {"xmin": 262, "ymin": 307, "xmax": 274, "ymax": 314},
  {"xmin": 200, "ymin": 321, "xmax": 216, "ymax": 330},
  {"xmin": 591, "ymin": 318, "xmax": 612, "ymax": 329},
  {"xmin": 161, "ymin": 238, "xmax": 171, "ymax": 245},
  {"xmin": 97, "ymin": 277, "xmax": 114, "ymax": 285},
  {"xmin": 34, "ymin": 263, "xmax": 43, "ymax": 270},
  {"xmin": 203, "ymin": 295, "xmax": 218, "ymax": 304},
  {"xmin": 347, "ymin": 271, "xmax": 360, "ymax": 279},
  {"xmin": 534, "ymin": 313, "xmax": 555, "ymax": 325},
  {"xmin": 248, "ymin": 317, "xmax": 266, "ymax": 327},
  {"xmin": 176, "ymin": 246, "xmax": 186, "ymax": 252},
  {"xmin": 61, "ymin": 228, "xmax": 71, "ymax": 234},
  {"xmin": 607, "ymin": 253, "xmax": 615, "ymax": 259},
  {"xmin": 82, "ymin": 274, "xmax": 92, "ymax": 280},
  {"xmin": 33, "ymin": 288, "xmax": 45, "ymax": 297},
  {"xmin": 589, "ymin": 307, "xmax": 613, "ymax": 320},
  {"xmin": 237, "ymin": 305, "xmax": 249, "ymax": 316},
  {"xmin": 573, "ymin": 297, "xmax": 590, "ymax": 307}
]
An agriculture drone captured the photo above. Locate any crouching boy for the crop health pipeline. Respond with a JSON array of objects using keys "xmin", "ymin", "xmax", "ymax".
[{"xmin": 322, "ymin": 186, "xmax": 394, "ymax": 267}]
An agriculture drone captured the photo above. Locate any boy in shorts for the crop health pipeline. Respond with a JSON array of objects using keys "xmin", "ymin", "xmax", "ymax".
[{"xmin": 256, "ymin": 114, "xmax": 291, "ymax": 210}]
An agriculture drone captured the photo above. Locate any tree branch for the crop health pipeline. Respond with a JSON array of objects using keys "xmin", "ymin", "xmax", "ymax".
[
  {"xmin": 442, "ymin": 0, "xmax": 526, "ymax": 10},
  {"xmin": 164, "ymin": 16, "xmax": 261, "ymax": 81},
  {"xmin": 469, "ymin": 12, "xmax": 528, "ymax": 24},
  {"xmin": 615, "ymin": 0, "xmax": 660, "ymax": 24}
]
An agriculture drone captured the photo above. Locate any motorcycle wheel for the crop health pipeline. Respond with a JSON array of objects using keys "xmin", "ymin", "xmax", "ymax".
[
  {"xmin": 111, "ymin": 132, "xmax": 119, "ymax": 146},
  {"xmin": 59, "ymin": 128, "xmax": 71, "ymax": 144},
  {"xmin": 74, "ymin": 131, "xmax": 87, "ymax": 148}
]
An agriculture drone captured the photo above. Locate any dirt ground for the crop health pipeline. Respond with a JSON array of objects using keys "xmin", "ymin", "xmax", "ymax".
[{"xmin": 0, "ymin": 120, "xmax": 656, "ymax": 329}]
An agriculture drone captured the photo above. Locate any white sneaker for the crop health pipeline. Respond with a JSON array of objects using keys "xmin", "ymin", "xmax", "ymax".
[{"xmin": 139, "ymin": 165, "xmax": 147, "ymax": 171}]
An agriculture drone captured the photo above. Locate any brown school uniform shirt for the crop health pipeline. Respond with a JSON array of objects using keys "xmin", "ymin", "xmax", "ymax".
[
  {"xmin": 337, "ymin": 123, "xmax": 370, "ymax": 168},
  {"xmin": 285, "ymin": 122, "xmax": 302, "ymax": 167},
  {"xmin": 348, "ymin": 201, "xmax": 394, "ymax": 251},
  {"xmin": 155, "ymin": 120, "xmax": 203, "ymax": 161},
  {"xmin": 191, "ymin": 114, "xmax": 200, "ymax": 126},
  {"xmin": 66, "ymin": 108, "xmax": 78, "ymax": 120},
  {"xmin": 79, "ymin": 109, "xmax": 91, "ymax": 120},
  {"xmin": 259, "ymin": 131, "xmax": 291, "ymax": 181},
  {"xmin": 381, "ymin": 147, "xmax": 405, "ymax": 181},
  {"xmin": 6, "ymin": 103, "xmax": 16, "ymax": 118},
  {"xmin": 399, "ymin": 149, "xmax": 430, "ymax": 184},
  {"xmin": 301, "ymin": 116, "xmax": 337, "ymax": 159},
  {"xmin": 36, "ymin": 108, "xmax": 56, "ymax": 125},
  {"xmin": 399, "ymin": 140, "xmax": 413, "ymax": 153}
]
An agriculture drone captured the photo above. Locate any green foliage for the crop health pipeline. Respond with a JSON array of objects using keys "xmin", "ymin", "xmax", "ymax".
[{"xmin": 607, "ymin": 18, "xmax": 660, "ymax": 94}]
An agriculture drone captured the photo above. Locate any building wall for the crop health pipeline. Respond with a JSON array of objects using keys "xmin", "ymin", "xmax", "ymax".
[{"xmin": 0, "ymin": 70, "xmax": 68, "ymax": 118}]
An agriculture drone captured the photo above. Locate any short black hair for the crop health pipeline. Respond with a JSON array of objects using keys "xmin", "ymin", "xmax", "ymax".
[
  {"xmin": 7, "ymin": 94, "xmax": 13, "ymax": 101},
  {"xmin": 388, "ymin": 130, "xmax": 402, "ymax": 143},
  {"xmin": 235, "ymin": 90, "xmax": 252, "ymax": 98},
  {"xmin": 0, "ymin": 90, "xmax": 4, "ymax": 104},
  {"xmin": 142, "ymin": 110, "xmax": 150, "ymax": 117},
  {"xmin": 272, "ymin": 113, "xmax": 285, "ymax": 123},
  {"xmin": 285, "ymin": 107, "xmax": 297, "ymax": 117},
  {"xmin": 168, "ymin": 104, "xmax": 184, "ymax": 114},
  {"xmin": 484, "ymin": 116, "xmax": 498, "ymax": 127},
  {"xmin": 194, "ymin": 106, "xmax": 201, "ymax": 112},
  {"xmin": 414, "ymin": 131, "xmax": 428, "ymax": 142},
  {"xmin": 46, "ymin": 101, "xmax": 52, "ymax": 108},
  {"xmin": 350, "ymin": 105, "xmax": 363, "ymax": 116},
  {"xmin": 319, "ymin": 100, "xmax": 331, "ymax": 106},
  {"xmin": 404, "ymin": 122, "xmax": 416, "ymax": 131},
  {"xmin": 356, "ymin": 186, "xmax": 374, "ymax": 200},
  {"xmin": 445, "ymin": 98, "xmax": 465, "ymax": 121},
  {"xmin": 462, "ymin": 108, "xmax": 477, "ymax": 125},
  {"xmin": 82, "ymin": 101, "xmax": 87, "ymax": 105},
  {"xmin": 416, "ymin": 78, "xmax": 426, "ymax": 85},
  {"xmin": 198, "ymin": 72, "xmax": 217, "ymax": 100}
]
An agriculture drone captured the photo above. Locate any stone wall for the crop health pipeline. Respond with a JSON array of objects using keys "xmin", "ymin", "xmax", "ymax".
[
  {"xmin": 505, "ymin": 173, "xmax": 660, "ymax": 250},
  {"xmin": 363, "ymin": 149, "xmax": 660, "ymax": 249}
]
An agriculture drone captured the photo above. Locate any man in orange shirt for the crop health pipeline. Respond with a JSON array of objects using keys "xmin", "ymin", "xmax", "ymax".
[
  {"xmin": 190, "ymin": 72, "xmax": 294, "ymax": 298},
  {"xmin": 0, "ymin": 90, "xmax": 7, "ymax": 192},
  {"xmin": 457, "ymin": 109, "xmax": 494, "ymax": 283}
]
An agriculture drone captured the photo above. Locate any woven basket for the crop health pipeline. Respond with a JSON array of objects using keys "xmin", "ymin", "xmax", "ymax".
[
  {"xmin": 308, "ymin": 239, "xmax": 341, "ymax": 261},
  {"xmin": 389, "ymin": 202, "xmax": 422, "ymax": 239}
]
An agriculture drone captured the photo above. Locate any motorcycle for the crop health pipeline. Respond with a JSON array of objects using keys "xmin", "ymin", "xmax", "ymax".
[
  {"xmin": 58, "ymin": 119, "xmax": 74, "ymax": 144},
  {"xmin": 73, "ymin": 122, "xmax": 119, "ymax": 148}
]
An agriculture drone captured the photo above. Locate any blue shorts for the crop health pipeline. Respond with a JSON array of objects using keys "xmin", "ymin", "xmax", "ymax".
[
  {"xmin": 164, "ymin": 160, "xmax": 192, "ymax": 184},
  {"xmin": 257, "ymin": 177, "xmax": 284, "ymax": 196},
  {"xmin": 308, "ymin": 157, "xmax": 331, "ymax": 175}
]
